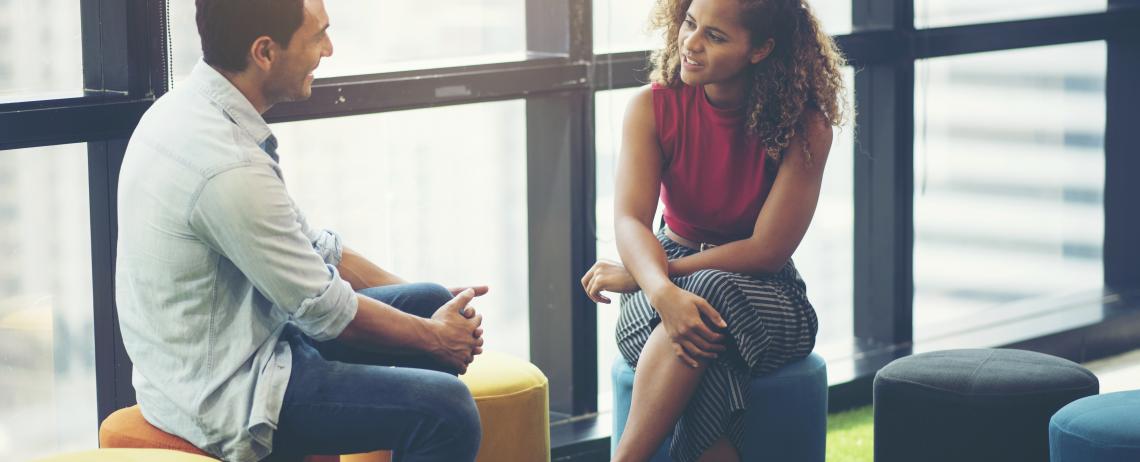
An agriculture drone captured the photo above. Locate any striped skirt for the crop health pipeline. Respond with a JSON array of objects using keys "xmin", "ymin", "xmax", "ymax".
[{"xmin": 615, "ymin": 229, "xmax": 819, "ymax": 462}]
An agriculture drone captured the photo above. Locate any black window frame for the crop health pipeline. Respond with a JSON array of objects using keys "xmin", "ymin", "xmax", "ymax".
[{"xmin": 1, "ymin": 0, "xmax": 1138, "ymax": 457}]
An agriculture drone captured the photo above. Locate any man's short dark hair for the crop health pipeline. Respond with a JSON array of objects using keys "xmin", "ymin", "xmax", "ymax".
[{"xmin": 196, "ymin": 0, "xmax": 305, "ymax": 72}]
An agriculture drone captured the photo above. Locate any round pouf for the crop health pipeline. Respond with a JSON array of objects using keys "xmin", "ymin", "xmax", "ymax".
[
  {"xmin": 100, "ymin": 405, "xmax": 338, "ymax": 462},
  {"xmin": 344, "ymin": 351, "xmax": 551, "ymax": 462},
  {"xmin": 874, "ymin": 349, "xmax": 1099, "ymax": 462},
  {"xmin": 1049, "ymin": 390, "xmax": 1140, "ymax": 461},
  {"xmin": 611, "ymin": 352, "xmax": 828, "ymax": 461},
  {"xmin": 101, "ymin": 352, "xmax": 549, "ymax": 462},
  {"xmin": 32, "ymin": 449, "xmax": 217, "ymax": 462},
  {"xmin": 459, "ymin": 350, "xmax": 551, "ymax": 462},
  {"xmin": 99, "ymin": 405, "xmax": 221, "ymax": 459}
]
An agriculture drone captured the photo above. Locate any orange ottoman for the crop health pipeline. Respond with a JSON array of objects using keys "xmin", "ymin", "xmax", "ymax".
[
  {"xmin": 32, "ymin": 448, "xmax": 218, "ymax": 461},
  {"xmin": 99, "ymin": 405, "xmax": 338, "ymax": 462}
]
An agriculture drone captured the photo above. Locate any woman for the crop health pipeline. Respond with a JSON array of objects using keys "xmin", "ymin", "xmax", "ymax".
[{"xmin": 580, "ymin": 0, "xmax": 848, "ymax": 460}]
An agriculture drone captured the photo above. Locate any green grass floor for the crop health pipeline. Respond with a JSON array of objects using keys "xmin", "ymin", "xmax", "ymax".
[{"xmin": 826, "ymin": 405, "xmax": 873, "ymax": 462}]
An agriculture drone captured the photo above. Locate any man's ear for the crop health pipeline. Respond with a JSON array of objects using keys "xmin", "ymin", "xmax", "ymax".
[
  {"xmin": 248, "ymin": 36, "xmax": 276, "ymax": 72},
  {"xmin": 750, "ymin": 38, "xmax": 775, "ymax": 65}
]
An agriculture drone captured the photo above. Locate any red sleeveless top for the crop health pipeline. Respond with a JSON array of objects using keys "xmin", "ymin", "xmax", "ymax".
[{"xmin": 653, "ymin": 83, "xmax": 773, "ymax": 245}]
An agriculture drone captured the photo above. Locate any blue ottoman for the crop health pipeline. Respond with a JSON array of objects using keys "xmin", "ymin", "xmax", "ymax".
[
  {"xmin": 611, "ymin": 352, "xmax": 827, "ymax": 461},
  {"xmin": 1050, "ymin": 390, "xmax": 1140, "ymax": 461}
]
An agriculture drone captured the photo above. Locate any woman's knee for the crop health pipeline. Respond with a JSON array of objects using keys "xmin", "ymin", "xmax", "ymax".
[
  {"xmin": 683, "ymin": 270, "xmax": 738, "ymax": 307},
  {"xmin": 688, "ymin": 269, "xmax": 733, "ymax": 283}
]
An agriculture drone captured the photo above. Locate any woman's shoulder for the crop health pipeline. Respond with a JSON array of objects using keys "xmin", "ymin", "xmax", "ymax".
[
  {"xmin": 784, "ymin": 107, "xmax": 835, "ymax": 168},
  {"xmin": 800, "ymin": 107, "xmax": 833, "ymax": 149},
  {"xmin": 634, "ymin": 82, "xmax": 692, "ymax": 132},
  {"xmin": 625, "ymin": 84, "xmax": 677, "ymax": 129},
  {"xmin": 648, "ymin": 81, "xmax": 691, "ymax": 101}
]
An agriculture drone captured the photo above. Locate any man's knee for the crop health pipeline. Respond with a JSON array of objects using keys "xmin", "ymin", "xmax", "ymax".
[
  {"xmin": 424, "ymin": 374, "xmax": 482, "ymax": 456},
  {"xmin": 447, "ymin": 392, "xmax": 481, "ymax": 456},
  {"xmin": 405, "ymin": 282, "xmax": 454, "ymax": 308}
]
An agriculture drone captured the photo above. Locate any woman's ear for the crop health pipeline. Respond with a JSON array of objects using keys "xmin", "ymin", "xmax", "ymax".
[{"xmin": 750, "ymin": 38, "xmax": 775, "ymax": 65}]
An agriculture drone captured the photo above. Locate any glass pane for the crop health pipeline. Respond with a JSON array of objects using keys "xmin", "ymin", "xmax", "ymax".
[
  {"xmin": 0, "ymin": 1, "xmax": 83, "ymax": 102},
  {"xmin": 272, "ymin": 101, "xmax": 530, "ymax": 360},
  {"xmin": 913, "ymin": 42, "xmax": 1106, "ymax": 343},
  {"xmin": 593, "ymin": 0, "xmax": 657, "ymax": 54},
  {"xmin": 812, "ymin": 0, "xmax": 853, "ymax": 36},
  {"xmin": 595, "ymin": 86, "xmax": 640, "ymax": 412},
  {"xmin": 595, "ymin": 71, "xmax": 855, "ymax": 408},
  {"xmin": 169, "ymin": 0, "xmax": 527, "ymax": 84},
  {"xmin": 0, "ymin": 144, "xmax": 95, "ymax": 460},
  {"xmin": 593, "ymin": 0, "xmax": 851, "ymax": 54},
  {"xmin": 915, "ymin": 0, "xmax": 1106, "ymax": 29},
  {"xmin": 794, "ymin": 66, "xmax": 855, "ymax": 362}
]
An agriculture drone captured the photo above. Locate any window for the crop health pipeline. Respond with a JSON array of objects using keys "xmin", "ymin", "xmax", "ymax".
[
  {"xmin": 913, "ymin": 42, "xmax": 1106, "ymax": 343},
  {"xmin": 593, "ymin": 0, "xmax": 658, "ymax": 54},
  {"xmin": 915, "ymin": 0, "xmax": 1106, "ymax": 29},
  {"xmin": 2, "ymin": 0, "xmax": 1135, "ymax": 448},
  {"xmin": 795, "ymin": 67, "xmax": 855, "ymax": 361},
  {"xmin": 594, "ymin": 86, "xmax": 640, "ymax": 411},
  {"xmin": 271, "ymin": 100, "xmax": 530, "ymax": 359},
  {"xmin": 169, "ymin": 0, "xmax": 527, "ymax": 84},
  {"xmin": 0, "ymin": 144, "xmax": 95, "ymax": 461},
  {"xmin": 593, "ymin": 0, "xmax": 851, "ymax": 54},
  {"xmin": 0, "ymin": 0, "xmax": 83, "ymax": 102}
]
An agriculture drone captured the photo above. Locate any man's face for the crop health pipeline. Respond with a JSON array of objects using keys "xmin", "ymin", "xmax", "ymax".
[{"xmin": 264, "ymin": 0, "xmax": 333, "ymax": 103}]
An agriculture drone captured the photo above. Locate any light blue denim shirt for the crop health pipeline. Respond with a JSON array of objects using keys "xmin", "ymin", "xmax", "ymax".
[{"xmin": 116, "ymin": 60, "xmax": 359, "ymax": 462}]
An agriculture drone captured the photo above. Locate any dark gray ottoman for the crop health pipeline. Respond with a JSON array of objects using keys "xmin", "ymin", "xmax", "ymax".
[{"xmin": 874, "ymin": 349, "xmax": 1099, "ymax": 462}]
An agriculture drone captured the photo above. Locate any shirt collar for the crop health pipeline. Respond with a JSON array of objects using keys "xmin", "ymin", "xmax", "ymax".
[{"xmin": 187, "ymin": 59, "xmax": 274, "ymax": 150}]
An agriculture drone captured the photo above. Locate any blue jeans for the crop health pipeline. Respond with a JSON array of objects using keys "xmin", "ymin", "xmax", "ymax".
[{"xmin": 270, "ymin": 283, "xmax": 481, "ymax": 462}]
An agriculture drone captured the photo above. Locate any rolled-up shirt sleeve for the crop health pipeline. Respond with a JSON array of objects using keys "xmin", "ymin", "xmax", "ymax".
[
  {"xmin": 295, "ymin": 208, "xmax": 344, "ymax": 267},
  {"xmin": 188, "ymin": 164, "xmax": 358, "ymax": 341}
]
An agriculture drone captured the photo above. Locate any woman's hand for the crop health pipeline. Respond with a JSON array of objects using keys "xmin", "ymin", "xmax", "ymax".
[
  {"xmin": 651, "ymin": 286, "xmax": 729, "ymax": 368},
  {"xmin": 581, "ymin": 260, "xmax": 641, "ymax": 304}
]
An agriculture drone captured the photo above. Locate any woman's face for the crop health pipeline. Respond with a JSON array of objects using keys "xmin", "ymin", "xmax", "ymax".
[{"xmin": 677, "ymin": 0, "xmax": 770, "ymax": 87}]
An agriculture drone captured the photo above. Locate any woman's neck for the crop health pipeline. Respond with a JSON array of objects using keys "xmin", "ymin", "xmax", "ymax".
[{"xmin": 702, "ymin": 75, "xmax": 747, "ymax": 110}]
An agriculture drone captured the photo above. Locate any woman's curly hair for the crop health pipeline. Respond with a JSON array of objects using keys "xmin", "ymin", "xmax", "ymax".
[{"xmin": 650, "ymin": 0, "xmax": 850, "ymax": 165}]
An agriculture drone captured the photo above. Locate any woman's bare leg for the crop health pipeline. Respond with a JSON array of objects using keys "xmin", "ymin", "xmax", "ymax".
[
  {"xmin": 613, "ymin": 324, "xmax": 709, "ymax": 462},
  {"xmin": 697, "ymin": 437, "xmax": 740, "ymax": 462}
]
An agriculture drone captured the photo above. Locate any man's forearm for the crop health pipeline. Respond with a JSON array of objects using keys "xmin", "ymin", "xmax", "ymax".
[
  {"xmin": 336, "ymin": 294, "xmax": 437, "ymax": 353},
  {"xmin": 338, "ymin": 246, "xmax": 406, "ymax": 291}
]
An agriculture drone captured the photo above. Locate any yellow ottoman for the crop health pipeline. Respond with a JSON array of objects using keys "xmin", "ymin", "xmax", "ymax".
[
  {"xmin": 32, "ymin": 448, "xmax": 217, "ymax": 461},
  {"xmin": 345, "ymin": 351, "xmax": 550, "ymax": 462}
]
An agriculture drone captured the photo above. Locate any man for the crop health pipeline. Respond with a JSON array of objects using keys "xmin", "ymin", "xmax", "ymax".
[{"xmin": 115, "ymin": 0, "xmax": 485, "ymax": 460}]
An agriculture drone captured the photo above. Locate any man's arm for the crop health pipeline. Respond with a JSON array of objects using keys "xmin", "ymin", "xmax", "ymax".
[
  {"xmin": 338, "ymin": 246, "xmax": 489, "ymax": 297},
  {"xmin": 338, "ymin": 246, "xmax": 406, "ymax": 291},
  {"xmin": 190, "ymin": 165, "xmax": 481, "ymax": 371},
  {"xmin": 338, "ymin": 290, "xmax": 484, "ymax": 372},
  {"xmin": 293, "ymin": 207, "xmax": 404, "ymax": 291}
]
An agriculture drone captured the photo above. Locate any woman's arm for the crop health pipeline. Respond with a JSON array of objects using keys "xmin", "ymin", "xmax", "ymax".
[
  {"xmin": 612, "ymin": 86, "xmax": 674, "ymax": 299},
  {"xmin": 668, "ymin": 110, "xmax": 834, "ymax": 276},
  {"xmin": 599, "ymin": 85, "xmax": 728, "ymax": 367}
]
